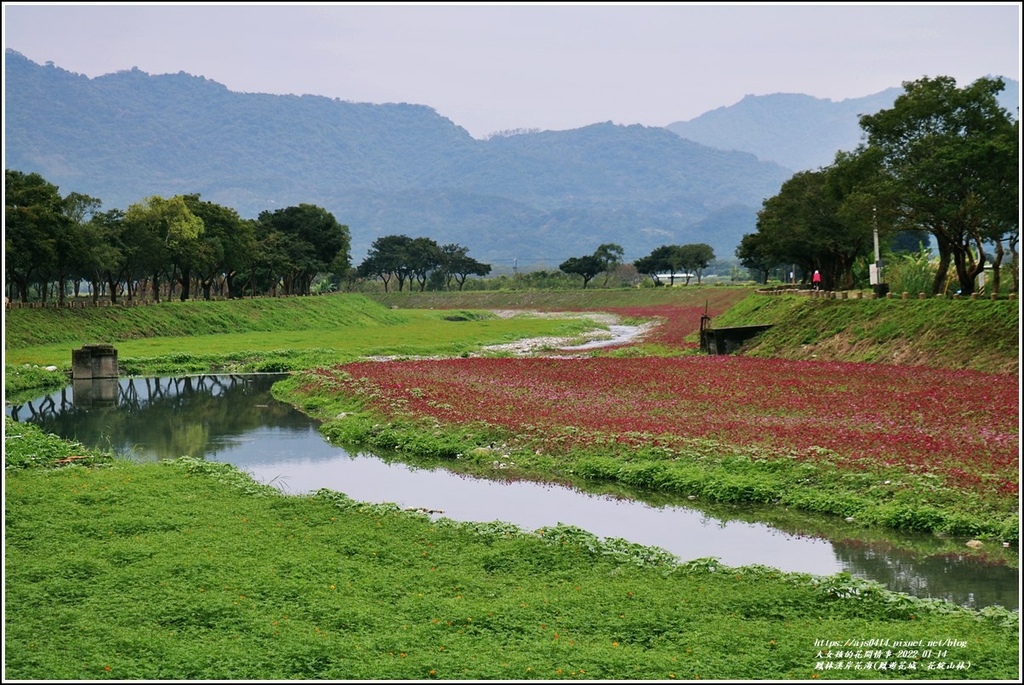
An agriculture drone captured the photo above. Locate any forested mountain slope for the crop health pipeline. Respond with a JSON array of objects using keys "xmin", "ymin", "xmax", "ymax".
[{"xmin": 4, "ymin": 50, "xmax": 788, "ymax": 267}]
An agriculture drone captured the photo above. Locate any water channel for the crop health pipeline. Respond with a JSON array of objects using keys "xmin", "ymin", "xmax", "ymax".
[{"xmin": 6, "ymin": 373, "xmax": 1018, "ymax": 611}]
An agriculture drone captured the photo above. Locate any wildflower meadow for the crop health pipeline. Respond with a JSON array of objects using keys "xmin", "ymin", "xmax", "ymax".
[{"xmin": 313, "ymin": 355, "xmax": 1018, "ymax": 498}]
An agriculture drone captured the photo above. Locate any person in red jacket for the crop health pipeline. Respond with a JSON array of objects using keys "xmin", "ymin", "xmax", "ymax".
[{"xmin": 812, "ymin": 270, "xmax": 822, "ymax": 290}]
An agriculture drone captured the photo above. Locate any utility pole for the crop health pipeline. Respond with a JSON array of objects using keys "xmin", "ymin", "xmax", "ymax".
[
  {"xmin": 873, "ymin": 207, "xmax": 881, "ymax": 277},
  {"xmin": 870, "ymin": 207, "xmax": 889, "ymax": 298}
]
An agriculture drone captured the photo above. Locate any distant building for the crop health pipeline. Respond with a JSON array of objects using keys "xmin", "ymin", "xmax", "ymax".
[{"xmin": 653, "ymin": 273, "xmax": 696, "ymax": 286}]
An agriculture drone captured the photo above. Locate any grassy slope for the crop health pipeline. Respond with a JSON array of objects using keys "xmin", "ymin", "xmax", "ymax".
[
  {"xmin": 3, "ymin": 294, "xmax": 598, "ymax": 396},
  {"xmin": 707, "ymin": 294, "xmax": 1019, "ymax": 375},
  {"xmin": 3, "ymin": 294, "xmax": 409, "ymax": 348}
]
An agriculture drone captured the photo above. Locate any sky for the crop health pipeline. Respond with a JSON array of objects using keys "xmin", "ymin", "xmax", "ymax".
[{"xmin": 3, "ymin": 2, "xmax": 1021, "ymax": 139}]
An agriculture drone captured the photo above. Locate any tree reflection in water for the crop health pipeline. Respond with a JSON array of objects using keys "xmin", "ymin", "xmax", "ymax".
[
  {"xmin": 831, "ymin": 538, "xmax": 1019, "ymax": 610},
  {"xmin": 7, "ymin": 374, "xmax": 300, "ymax": 461}
]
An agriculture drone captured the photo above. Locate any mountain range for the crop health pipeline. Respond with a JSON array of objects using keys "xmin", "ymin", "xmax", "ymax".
[
  {"xmin": 667, "ymin": 79, "xmax": 1019, "ymax": 171},
  {"xmin": 4, "ymin": 49, "xmax": 1018, "ymax": 270}
]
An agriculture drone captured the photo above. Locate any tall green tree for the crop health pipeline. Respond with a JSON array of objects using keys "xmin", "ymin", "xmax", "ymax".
[
  {"xmin": 634, "ymin": 245, "xmax": 687, "ymax": 285},
  {"xmin": 858, "ymin": 76, "xmax": 1018, "ymax": 295},
  {"xmin": 181, "ymin": 195, "xmax": 257, "ymax": 299},
  {"xmin": 124, "ymin": 195, "xmax": 205, "ymax": 301},
  {"xmin": 249, "ymin": 225, "xmax": 290, "ymax": 297},
  {"xmin": 558, "ymin": 255, "xmax": 604, "ymax": 288},
  {"xmin": 81, "ymin": 209, "xmax": 127, "ymax": 304},
  {"xmin": 408, "ymin": 236, "xmax": 443, "ymax": 292},
  {"xmin": 735, "ymin": 233, "xmax": 776, "ymax": 284},
  {"xmin": 439, "ymin": 243, "xmax": 491, "ymax": 291},
  {"xmin": 4, "ymin": 170, "xmax": 64, "ymax": 302},
  {"xmin": 257, "ymin": 204, "xmax": 351, "ymax": 296},
  {"xmin": 57, "ymin": 192, "xmax": 102, "ymax": 303},
  {"xmin": 358, "ymin": 234, "xmax": 415, "ymax": 292},
  {"xmin": 678, "ymin": 243, "xmax": 715, "ymax": 285},
  {"xmin": 593, "ymin": 243, "xmax": 625, "ymax": 286},
  {"xmin": 753, "ymin": 149, "xmax": 885, "ymax": 291}
]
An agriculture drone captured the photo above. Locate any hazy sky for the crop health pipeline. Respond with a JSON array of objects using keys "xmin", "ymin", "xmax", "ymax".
[{"xmin": 3, "ymin": 2, "xmax": 1020, "ymax": 139}]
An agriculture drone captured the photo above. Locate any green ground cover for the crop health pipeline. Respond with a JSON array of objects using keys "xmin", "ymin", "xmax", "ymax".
[
  {"xmin": 3, "ymin": 295, "xmax": 598, "ymax": 398},
  {"xmin": 4, "ymin": 420, "xmax": 1018, "ymax": 681}
]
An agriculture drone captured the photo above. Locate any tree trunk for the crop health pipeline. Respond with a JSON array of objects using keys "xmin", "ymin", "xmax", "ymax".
[
  {"xmin": 106, "ymin": 274, "xmax": 120, "ymax": 304},
  {"xmin": 1009, "ymin": 235, "xmax": 1019, "ymax": 294},
  {"xmin": 952, "ymin": 242, "xmax": 985, "ymax": 297},
  {"xmin": 225, "ymin": 271, "xmax": 239, "ymax": 299},
  {"xmin": 952, "ymin": 250, "xmax": 973, "ymax": 296},
  {"xmin": 178, "ymin": 266, "xmax": 191, "ymax": 301},
  {"xmin": 11, "ymin": 274, "xmax": 30, "ymax": 303}
]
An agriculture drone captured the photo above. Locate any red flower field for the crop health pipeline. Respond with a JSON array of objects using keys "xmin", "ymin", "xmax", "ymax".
[{"xmin": 316, "ymin": 354, "xmax": 1018, "ymax": 497}]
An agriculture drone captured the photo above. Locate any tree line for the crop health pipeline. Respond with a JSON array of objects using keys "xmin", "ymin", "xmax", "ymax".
[
  {"xmin": 3, "ymin": 167, "xmax": 718, "ymax": 303},
  {"xmin": 357, "ymin": 234, "xmax": 492, "ymax": 292},
  {"xmin": 3, "ymin": 177, "xmax": 494, "ymax": 303},
  {"xmin": 556, "ymin": 242, "xmax": 717, "ymax": 288},
  {"xmin": 737, "ymin": 76, "xmax": 1019, "ymax": 296}
]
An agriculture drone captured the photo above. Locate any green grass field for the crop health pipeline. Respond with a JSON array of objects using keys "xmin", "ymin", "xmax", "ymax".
[
  {"xmin": 4, "ymin": 420, "xmax": 1018, "ymax": 680},
  {"xmin": 4, "ymin": 295, "xmax": 601, "ymax": 396}
]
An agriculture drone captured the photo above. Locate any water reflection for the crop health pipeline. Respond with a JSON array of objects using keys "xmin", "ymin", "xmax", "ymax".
[
  {"xmin": 240, "ymin": 450, "xmax": 842, "ymax": 575},
  {"xmin": 6, "ymin": 374, "xmax": 1018, "ymax": 610},
  {"xmin": 8, "ymin": 374, "xmax": 307, "ymax": 462}
]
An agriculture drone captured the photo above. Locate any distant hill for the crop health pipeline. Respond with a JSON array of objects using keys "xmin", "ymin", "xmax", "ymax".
[
  {"xmin": 667, "ymin": 79, "xmax": 1019, "ymax": 170},
  {"xmin": 3, "ymin": 50, "xmax": 790, "ymax": 268},
  {"xmin": 5, "ymin": 50, "xmax": 1016, "ymax": 268}
]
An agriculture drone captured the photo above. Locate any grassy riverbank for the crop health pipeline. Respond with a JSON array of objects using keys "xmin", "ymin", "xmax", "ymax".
[
  {"xmin": 3, "ymin": 293, "xmax": 599, "ymax": 399},
  {"xmin": 709, "ymin": 294, "xmax": 1019, "ymax": 375},
  {"xmin": 5, "ymin": 420, "xmax": 1019, "ymax": 681}
]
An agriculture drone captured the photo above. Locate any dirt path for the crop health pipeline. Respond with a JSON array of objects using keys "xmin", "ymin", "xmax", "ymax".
[
  {"xmin": 362, "ymin": 311, "xmax": 656, "ymax": 361},
  {"xmin": 477, "ymin": 310, "xmax": 655, "ymax": 357}
]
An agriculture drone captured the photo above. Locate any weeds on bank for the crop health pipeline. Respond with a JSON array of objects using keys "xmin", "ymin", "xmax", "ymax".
[
  {"xmin": 4, "ymin": 419, "xmax": 115, "ymax": 470},
  {"xmin": 3, "ymin": 363, "xmax": 70, "ymax": 402}
]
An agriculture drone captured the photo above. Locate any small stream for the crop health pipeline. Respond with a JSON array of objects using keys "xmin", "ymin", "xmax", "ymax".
[{"xmin": 6, "ymin": 373, "xmax": 1018, "ymax": 610}]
